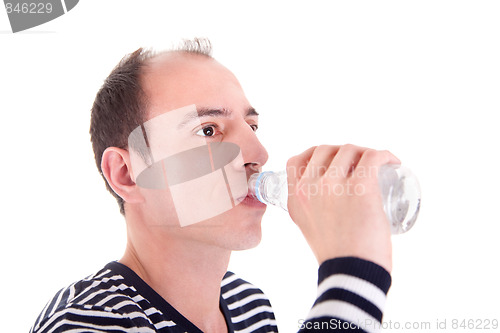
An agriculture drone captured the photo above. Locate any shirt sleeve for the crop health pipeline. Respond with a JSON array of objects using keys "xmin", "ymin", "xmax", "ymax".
[{"xmin": 298, "ymin": 257, "xmax": 391, "ymax": 333}]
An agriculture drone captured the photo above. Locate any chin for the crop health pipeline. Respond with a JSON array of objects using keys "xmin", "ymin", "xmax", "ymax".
[
  {"xmin": 232, "ymin": 203, "xmax": 266, "ymax": 248},
  {"xmin": 216, "ymin": 208, "xmax": 265, "ymax": 251},
  {"xmin": 179, "ymin": 201, "xmax": 266, "ymax": 250},
  {"xmin": 231, "ymin": 224, "xmax": 263, "ymax": 251}
]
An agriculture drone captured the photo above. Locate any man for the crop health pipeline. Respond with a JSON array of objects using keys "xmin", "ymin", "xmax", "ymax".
[{"xmin": 30, "ymin": 39, "xmax": 399, "ymax": 332}]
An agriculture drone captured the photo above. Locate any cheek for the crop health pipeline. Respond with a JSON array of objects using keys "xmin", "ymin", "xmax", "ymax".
[
  {"xmin": 140, "ymin": 187, "xmax": 180, "ymax": 226},
  {"xmin": 135, "ymin": 139, "xmax": 247, "ymax": 227}
]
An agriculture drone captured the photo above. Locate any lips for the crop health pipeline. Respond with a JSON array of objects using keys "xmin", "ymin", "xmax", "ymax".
[{"xmin": 239, "ymin": 193, "xmax": 266, "ymax": 208}]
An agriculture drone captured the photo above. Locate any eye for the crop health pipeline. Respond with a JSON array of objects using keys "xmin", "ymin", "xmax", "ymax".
[
  {"xmin": 250, "ymin": 124, "xmax": 258, "ymax": 132},
  {"xmin": 196, "ymin": 125, "xmax": 217, "ymax": 137}
]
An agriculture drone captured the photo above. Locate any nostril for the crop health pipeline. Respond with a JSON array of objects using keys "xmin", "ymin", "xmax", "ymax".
[{"xmin": 244, "ymin": 163, "xmax": 260, "ymax": 173}]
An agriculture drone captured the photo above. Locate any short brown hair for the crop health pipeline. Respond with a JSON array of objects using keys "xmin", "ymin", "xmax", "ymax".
[{"xmin": 90, "ymin": 38, "xmax": 212, "ymax": 215}]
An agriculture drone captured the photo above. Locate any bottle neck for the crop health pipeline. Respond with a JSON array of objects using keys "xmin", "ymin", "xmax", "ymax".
[{"xmin": 247, "ymin": 173, "xmax": 260, "ymax": 200}]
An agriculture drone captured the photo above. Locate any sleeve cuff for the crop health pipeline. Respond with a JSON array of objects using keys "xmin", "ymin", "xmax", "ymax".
[
  {"xmin": 318, "ymin": 257, "xmax": 392, "ymax": 294},
  {"xmin": 304, "ymin": 257, "xmax": 392, "ymax": 331}
]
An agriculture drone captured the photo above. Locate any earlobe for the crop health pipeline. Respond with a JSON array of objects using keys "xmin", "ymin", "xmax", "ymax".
[{"xmin": 101, "ymin": 147, "xmax": 143, "ymax": 204}]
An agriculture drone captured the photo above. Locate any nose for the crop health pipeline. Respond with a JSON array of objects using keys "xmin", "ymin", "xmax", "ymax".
[{"xmin": 232, "ymin": 123, "xmax": 268, "ymax": 174}]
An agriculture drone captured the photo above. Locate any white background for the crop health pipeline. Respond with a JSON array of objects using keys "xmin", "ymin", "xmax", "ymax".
[{"xmin": 1, "ymin": 1, "xmax": 499, "ymax": 332}]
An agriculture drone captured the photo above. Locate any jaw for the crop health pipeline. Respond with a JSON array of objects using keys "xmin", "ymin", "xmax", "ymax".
[{"xmin": 171, "ymin": 204, "xmax": 266, "ymax": 251}]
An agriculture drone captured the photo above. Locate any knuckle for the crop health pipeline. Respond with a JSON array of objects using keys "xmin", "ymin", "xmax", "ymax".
[
  {"xmin": 342, "ymin": 143, "xmax": 357, "ymax": 151},
  {"xmin": 286, "ymin": 156, "xmax": 298, "ymax": 169},
  {"xmin": 315, "ymin": 145, "xmax": 330, "ymax": 154},
  {"xmin": 362, "ymin": 148, "xmax": 380, "ymax": 162},
  {"xmin": 380, "ymin": 149, "xmax": 392, "ymax": 157},
  {"xmin": 338, "ymin": 143, "xmax": 363, "ymax": 157},
  {"xmin": 365, "ymin": 148, "xmax": 379, "ymax": 158},
  {"xmin": 384, "ymin": 149, "xmax": 399, "ymax": 161},
  {"xmin": 376, "ymin": 149, "xmax": 398, "ymax": 164}
]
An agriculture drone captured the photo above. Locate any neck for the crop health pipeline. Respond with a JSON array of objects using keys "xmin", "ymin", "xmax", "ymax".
[{"xmin": 120, "ymin": 220, "xmax": 230, "ymax": 332}]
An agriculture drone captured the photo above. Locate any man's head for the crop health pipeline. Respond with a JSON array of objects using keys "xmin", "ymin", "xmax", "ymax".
[
  {"xmin": 90, "ymin": 39, "xmax": 213, "ymax": 215},
  {"xmin": 90, "ymin": 39, "xmax": 268, "ymax": 249}
]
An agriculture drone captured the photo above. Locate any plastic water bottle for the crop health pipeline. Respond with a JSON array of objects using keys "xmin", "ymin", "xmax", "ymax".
[{"xmin": 248, "ymin": 164, "xmax": 421, "ymax": 234}]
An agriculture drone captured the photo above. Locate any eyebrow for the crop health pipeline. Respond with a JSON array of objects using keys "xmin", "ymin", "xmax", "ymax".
[{"xmin": 177, "ymin": 107, "xmax": 259, "ymax": 129}]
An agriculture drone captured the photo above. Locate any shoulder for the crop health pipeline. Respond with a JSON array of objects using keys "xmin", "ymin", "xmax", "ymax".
[
  {"xmin": 221, "ymin": 272, "xmax": 278, "ymax": 332},
  {"xmin": 30, "ymin": 264, "xmax": 156, "ymax": 332},
  {"xmin": 221, "ymin": 271, "xmax": 271, "ymax": 305}
]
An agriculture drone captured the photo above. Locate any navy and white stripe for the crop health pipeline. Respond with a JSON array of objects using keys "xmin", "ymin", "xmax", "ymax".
[
  {"xmin": 301, "ymin": 257, "xmax": 391, "ymax": 333},
  {"xmin": 30, "ymin": 257, "xmax": 390, "ymax": 332},
  {"xmin": 30, "ymin": 262, "xmax": 278, "ymax": 333},
  {"xmin": 221, "ymin": 272, "xmax": 277, "ymax": 332}
]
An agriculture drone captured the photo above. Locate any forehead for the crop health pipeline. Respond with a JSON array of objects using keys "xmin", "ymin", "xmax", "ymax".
[{"xmin": 140, "ymin": 53, "xmax": 248, "ymax": 120}]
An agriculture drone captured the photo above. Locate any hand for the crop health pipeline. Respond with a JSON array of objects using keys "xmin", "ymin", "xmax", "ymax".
[{"xmin": 286, "ymin": 144, "xmax": 400, "ymax": 272}]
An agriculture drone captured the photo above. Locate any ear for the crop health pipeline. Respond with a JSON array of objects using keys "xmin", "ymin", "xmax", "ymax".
[{"xmin": 101, "ymin": 147, "xmax": 143, "ymax": 205}]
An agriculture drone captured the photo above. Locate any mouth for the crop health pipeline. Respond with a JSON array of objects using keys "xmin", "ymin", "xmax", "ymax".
[
  {"xmin": 239, "ymin": 194, "xmax": 267, "ymax": 208},
  {"xmin": 237, "ymin": 173, "xmax": 266, "ymax": 209}
]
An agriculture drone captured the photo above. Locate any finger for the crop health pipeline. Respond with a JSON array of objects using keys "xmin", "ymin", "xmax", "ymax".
[
  {"xmin": 354, "ymin": 149, "xmax": 401, "ymax": 180},
  {"xmin": 328, "ymin": 144, "xmax": 368, "ymax": 179},
  {"xmin": 304, "ymin": 145, "xmax": 341, "ymax": 179},
  {"xmin": 286, "ymin": 146, "xmax": 317, "ymax": 184}
]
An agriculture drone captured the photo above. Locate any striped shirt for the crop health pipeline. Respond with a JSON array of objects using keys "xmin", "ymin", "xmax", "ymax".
[{"xmin": 30, "ymin": 257, "xmax": 390, "ymax": 332}]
